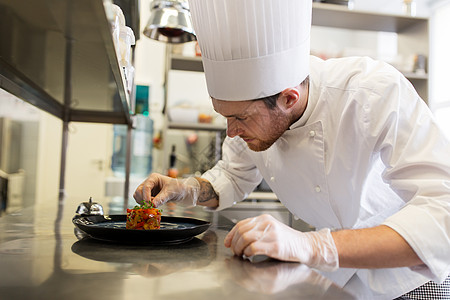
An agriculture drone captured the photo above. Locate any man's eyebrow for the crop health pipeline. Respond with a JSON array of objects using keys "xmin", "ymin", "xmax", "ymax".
[
  {"xmin": 222, "ymin": 113, "xmax": 238, "ymax": 118},
  {"xmin": 213, "ymin": 107, "xmax": 244, "ymax": 118},
  {"xmin": 221, "ymin": 113, "xmax": 247, "ymax": 118}
]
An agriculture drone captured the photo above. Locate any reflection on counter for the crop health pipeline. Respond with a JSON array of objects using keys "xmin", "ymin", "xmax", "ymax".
[
  {"xmin": 222, "ymin": 257, "xmax": 355, "ymax": 299},
  {"xmin": 72, "ymin": 233, "xmax": 215, "ymax": 278}
]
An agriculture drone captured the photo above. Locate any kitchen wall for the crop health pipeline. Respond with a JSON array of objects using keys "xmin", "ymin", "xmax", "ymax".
[{"xmin": 429, "ymin": 0, "xmax": 450, "ymax": 139}]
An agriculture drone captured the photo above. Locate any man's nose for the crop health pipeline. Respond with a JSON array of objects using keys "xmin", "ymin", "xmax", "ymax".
[{"xmin": 226, "ymin": 119, "xmax": 242, "ymax": 138}]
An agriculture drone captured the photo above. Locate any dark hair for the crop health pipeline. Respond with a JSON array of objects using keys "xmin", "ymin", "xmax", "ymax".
[
  {"xmin": 259, "ymin": 76, "xmax": 309, "ymax": 110},
  {"xmin": 259, "ymin": 92, "xmax": 281, "ymax": 110}
]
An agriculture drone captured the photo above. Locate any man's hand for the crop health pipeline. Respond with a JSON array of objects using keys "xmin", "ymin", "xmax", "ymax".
[
  {"xmin": 133, "ymin": 173, "xmax": 200, "ymax": 207},
  {"xmin": 224, "ymin": 214, "xmax": 339, "ymax": 272}
]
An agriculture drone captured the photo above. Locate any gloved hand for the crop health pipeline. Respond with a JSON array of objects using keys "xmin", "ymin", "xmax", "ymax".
[
  {"xmin": 224, "ymin": 214, "xmax": 339, "ymax": 272},
  {"xmin": 133, "ymin": 173, "xmax": 200, "ymax": 208}
]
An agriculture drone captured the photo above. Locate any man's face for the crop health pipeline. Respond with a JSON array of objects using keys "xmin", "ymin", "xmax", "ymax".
[{"xmin": 212, "ymin": 98, "xmax": 291, "ymax": 152}]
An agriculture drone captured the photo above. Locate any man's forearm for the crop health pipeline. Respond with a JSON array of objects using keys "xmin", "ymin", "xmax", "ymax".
[
  {"xmin": 195, "ymin": 177, "xmax": 219, "ymax": 208},
  {"xmin": 331, "ymin": 225, "xmax": 423, "ymax": 269}
]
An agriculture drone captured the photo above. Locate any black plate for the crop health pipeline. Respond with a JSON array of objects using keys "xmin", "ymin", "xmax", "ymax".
[{"xmin": 72, "ymin": 215, "xmax": 211, "ymax": 244}]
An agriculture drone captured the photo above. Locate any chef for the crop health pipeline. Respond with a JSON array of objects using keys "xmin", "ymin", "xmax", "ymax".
[{"xmin": 134, "ymin": 0, "xmax": 450, "ymax": 298}]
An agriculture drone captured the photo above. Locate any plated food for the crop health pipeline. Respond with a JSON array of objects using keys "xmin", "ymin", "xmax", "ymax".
[
  {"xmin": 126, "ymin": 203, "xmax": 162, "ymax": 230},
  {"xmin": 73, "ymin": 214, "xmax": 212, "ymax": 244}
]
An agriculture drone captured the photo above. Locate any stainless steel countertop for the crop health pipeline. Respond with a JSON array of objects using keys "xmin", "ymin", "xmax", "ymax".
[{"xmin": 0, "ymin": 198, "xmax": 379, "ymax": 299}]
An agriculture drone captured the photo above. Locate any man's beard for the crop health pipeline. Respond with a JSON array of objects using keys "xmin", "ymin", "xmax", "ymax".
[{"xmin": 246, "ymin": 108, "xmax": 291, "ymax": 152}]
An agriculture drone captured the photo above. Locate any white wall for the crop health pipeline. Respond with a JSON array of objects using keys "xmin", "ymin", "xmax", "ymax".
[
  {"xmin": 134, "ymin": 0, "xmax": 167, "ymax": 173},
  {"xmin": 134, "ymin": 0, "xmax": 166, "ymax": 121},
  {"xmin": 429, "ymin": 0, "xmax": 450, "ymax": 139},
  {"xmin": 35, "ymin": 111, "xmax": 61, "ymax": 206}
]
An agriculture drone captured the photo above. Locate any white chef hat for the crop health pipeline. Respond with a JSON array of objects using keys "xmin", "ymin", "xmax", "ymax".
[{"xmin": 188, "ymin": 0, "xmax": 312, "ymax": 101}]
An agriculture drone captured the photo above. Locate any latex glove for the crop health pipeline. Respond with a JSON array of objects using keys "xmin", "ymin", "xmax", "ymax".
[
  {"xmin": 224, "ymin": 214, "xmax": 339, "ymax": 272},
  {"xmin": 133, "ymin": 173, "xmax": 200, "ymax": 208}
]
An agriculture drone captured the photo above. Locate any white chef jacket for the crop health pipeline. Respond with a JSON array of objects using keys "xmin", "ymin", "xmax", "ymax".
[{"xmin": 202, "ymin": 56, "xmax": 450, "ymax": 298}]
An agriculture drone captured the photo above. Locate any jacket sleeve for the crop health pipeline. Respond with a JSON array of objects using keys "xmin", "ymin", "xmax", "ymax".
[
  {"xmin": 362, "ymin": 62, "xmax": 450, "ymax": 282},
  {"xmin": 201, "ymin": 136, "xmax": 263, "ymax": 210}
]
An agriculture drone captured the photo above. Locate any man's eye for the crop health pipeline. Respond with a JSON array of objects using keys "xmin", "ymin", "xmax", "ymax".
[{"xmin": 236, "ymin": 116, "xmax": 247, "ymax": 121}]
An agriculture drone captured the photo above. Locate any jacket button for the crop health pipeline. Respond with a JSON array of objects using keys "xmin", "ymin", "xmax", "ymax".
[
  {"xmin": 315, "ymin": 186, "xmax": 321, "ymax": 193},
  {"xmin": 270, "ymin": 176, "xmax": 275, "ymax": 182},
  {"xmin": 309, "ymin": 130, "xmax": 316, "ymax": 137}
]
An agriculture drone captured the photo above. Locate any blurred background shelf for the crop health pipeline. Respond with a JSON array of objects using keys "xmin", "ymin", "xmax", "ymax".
[
  {"xmin": 311, "ymin": 2, "xmax": 429, "ymax": 102},
  {"xmin": 170, "ymin": 54, "xmax": 203, "ymax": 72},
  {"xmin": 168, "ymin": 122, "xmax": 226, "ymax": 131},
  {"xmin": 167, "ymin": 3, "xmax": 429, "ymax": 103},
  {"xmin": 402, "ymin": 72, "xmax": 428, "ymax": 80},
  {"xmin": 312, "ymin": 2, "xmax": 428, "ymax": 32}
]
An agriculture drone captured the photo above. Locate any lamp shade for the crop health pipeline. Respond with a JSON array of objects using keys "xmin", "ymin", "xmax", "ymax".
[{"xmin": 143, "ymin": 0, "xmax": 196, "ymax": 43}]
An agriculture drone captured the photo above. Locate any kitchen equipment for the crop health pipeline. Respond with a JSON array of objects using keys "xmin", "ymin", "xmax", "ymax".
[
  {"xmin": 143, "ymin": 0, "xmax": 196, "ymax": 43},
  {"xmin": 75, "ymin": 197, "xmax": 104, "ymax": 216}
]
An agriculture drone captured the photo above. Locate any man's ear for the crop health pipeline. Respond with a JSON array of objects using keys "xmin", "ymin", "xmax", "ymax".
[{"xmin": 279, "ymin": 87, "xmax": 300, "ymax": 110}]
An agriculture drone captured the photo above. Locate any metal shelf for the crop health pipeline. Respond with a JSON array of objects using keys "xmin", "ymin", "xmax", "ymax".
[
  {"xmin": 312, "ymin": 2, "xmax": 429, "ymax": 102},
  {"xmin": 169, "ymin": 54, "xmax": 429, "ymax": 83},
  {"xmin": 168, "ymin": 122, "xmax": 226, "ymax": 132},
  {"xmin": 403, "ymin": 72, "xmax": 428, "ymax": 80},
  {"xmin": 312, "ymin": 2, "xmax": 428, "ymax": 32},
  {"xmin": 0, "ymin": 0, "xmax": 135, "ymax": 202},
  {"xmin": 170, "ymin": 54, "xmax": 204, "ymax": 73},
  {"xmin": 0, "ymin": 0, "xmax": 132, "ymax": 125}
]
